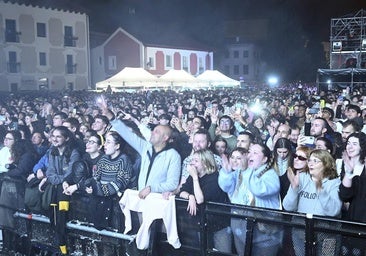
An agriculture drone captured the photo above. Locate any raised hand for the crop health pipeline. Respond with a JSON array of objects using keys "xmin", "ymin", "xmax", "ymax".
[
  {"xmin": 221, "ymin": 154, "xmax": 232, "ymax": 173},
  {"xmin": 187, "ymin": 164, "xmax": 199, "ymax": 180},
  {"xmin": 342, "ymin": 151, "xmax": 354, "ymax": 173},
  {"xmin": 287, "ymin": 167, "xmax": 300, "ymax": 189}
]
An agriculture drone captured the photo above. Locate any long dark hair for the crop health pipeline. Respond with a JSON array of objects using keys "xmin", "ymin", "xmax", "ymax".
[
  {"xmin": 273, "ymin": 138, "xmax": 294, "ymax": 175},
  {"xmin": 5, "ymin": 130, "xmax": 22, "ymax": 146},
  {"xmin": 346, "ymin": 132, "xmax": 366, "ymax": 164},
  {"xmin": 50, "ymin": 126, "xmax": 77, "ymax": 163},
  {"xmin": 11, "ymin": 138, "xmax": 38, "ymax": 165}
]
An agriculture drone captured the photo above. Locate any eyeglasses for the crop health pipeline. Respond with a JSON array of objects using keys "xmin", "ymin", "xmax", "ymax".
[
  {"xmin": 293, "ymin": 153, "xmax": 307, "ymax": 161},
  {"xmin": 4, "ymin": 137, "xmax": 14, "ymax": 141},
  {"xmin": 307, "ymin": 158, "xmax": 322, "ymax": 164},
  {"xmin": 86, "ymin": 140, "xmax": 98, "ymax": 145},
  {"xmin": 219, "ymin": 119, "xmax": 231, "ymax": 125}
]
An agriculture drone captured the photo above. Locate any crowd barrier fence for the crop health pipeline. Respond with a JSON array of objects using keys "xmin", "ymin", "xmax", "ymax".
[{"xmin": 0, "ymin": 176, "xmax": 366, "ymax": 256}]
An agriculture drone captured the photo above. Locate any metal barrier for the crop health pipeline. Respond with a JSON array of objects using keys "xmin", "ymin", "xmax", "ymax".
[
  {"xmin": 1, "ymin": 176, "xmax": 366, "ymax": 255},
  {"xmin": 154, "ymin": 199, "xmax": 366, "ymax": 256}
]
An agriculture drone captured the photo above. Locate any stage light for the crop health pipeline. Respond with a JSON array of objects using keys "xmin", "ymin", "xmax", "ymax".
[
  {"xmin": 362, "ymin": 39, "xmax": 366, "ymax": 50},
  {"xmin": 268, "ymin": 76, "xmax": 278, "ymax": 87},
  {"xmin": 332, "ymin": 41, "xmax": 342, "ymax": 52}
]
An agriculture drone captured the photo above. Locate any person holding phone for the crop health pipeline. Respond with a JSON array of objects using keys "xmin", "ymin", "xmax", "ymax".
[
  {"xmin": 283, "ymin": 149, "xmax": 342, "ymax": 256},
  {"xmin": 298, "ymin": 117, "xmax": 335, "ymax": 148},
  {"xmin": 97, "ymin": 97, "xmax": 181, "ymax": 199}
]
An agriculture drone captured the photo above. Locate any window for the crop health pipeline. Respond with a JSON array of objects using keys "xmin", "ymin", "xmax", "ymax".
[
  {"xmin": 243, "ymin": 50, "xmax": 249, "ymax": 58},
  {"xmin": 64, "ymin": 26, "xmax": 77, "ymax": 47},
  {"xmin": 8, "ymin": 51, "xmax": 20, "ymax": 73},
  {"xmin": 66, "ymin": 55, "xmax": 76, "ymax": 74},
  {"xmin": 165, "ymin": 55, "xmax": 172, "ymax": 68},
  {"xmin": 233, "ymin": 65, "xmax": 239, "ymax": 75},
  {"xmin": 224, "ymin": 51, "xmax": 230, "ymax": 59},
  {"xmin": 147, "ymin": 57, "xmax": 154, "ymax": 68},
  {"xmin": 99, "ymin": 57, "xmax": 102, "ymax": 65},
  {"xmin": 243, "ymin": 65, "xmax": 249, "ymax": 75},
  {"xmin": 37, "ymin": 23, "xmax": 46, "ymax": 37},
  {"xmin": 39, "ymin": 52, "xmax": 46, "ymax": 66},
  {"xmin": 199, "ymin": 58, "xmax": 203, "ymax": 73},
  {"xmin": 233, "ymin": 51, "xmax": 239, "ymax": 58},
  {"xmin": 108, "ymin": 56, "xmax": 116, "ymax": 70},
  {"xmin": 67, "ymin": 82, "xmax": 74, "ymax": 91},
  {"xmin": 182, "ymin": 56, "xmax": 188, "ymax": 71},
  {"xmin": 10, "ymin": 83, "xmax": 18, "ymax": 93},
  {"xmin": 224, "ymin": 65, "xmax": 230, "ymax": 75},
  {"xmin": 5, "ymin": 19, "xmax": 20, "ymax": 42}
]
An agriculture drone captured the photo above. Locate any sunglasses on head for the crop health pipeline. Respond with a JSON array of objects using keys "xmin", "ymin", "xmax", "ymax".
[{"xmin": 293, "ymin": 153, "xmax": 307, "ymax": 161}]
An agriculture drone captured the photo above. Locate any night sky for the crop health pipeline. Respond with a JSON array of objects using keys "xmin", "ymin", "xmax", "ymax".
[{"xmin": 11, "ymin": 0, "xmax": 366, "ymax": 82}]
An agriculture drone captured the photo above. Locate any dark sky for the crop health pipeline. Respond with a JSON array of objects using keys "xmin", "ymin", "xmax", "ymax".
[{"xmin": 13, "ymin": 0, "xmax": 366, "ymax": 81}]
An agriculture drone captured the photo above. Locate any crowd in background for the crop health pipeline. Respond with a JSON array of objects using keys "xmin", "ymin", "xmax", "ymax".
[{"xmin": 0, "ymin": 82, "xmax": 365, "ymax": 255}]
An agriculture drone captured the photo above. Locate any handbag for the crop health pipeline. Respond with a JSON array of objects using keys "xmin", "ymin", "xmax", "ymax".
[
  {"xmin": 41, "ymin": 183, "xmax": 54, "ymax": 211},
  {"xmin": 24, "ymin": 178, "xmax": 43, "ymax": 213}
]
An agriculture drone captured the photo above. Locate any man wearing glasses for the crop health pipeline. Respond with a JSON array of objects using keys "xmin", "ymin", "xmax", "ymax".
[{"xmin": 208, "ymin": 115, "xmax": 237, "ymax": 152}]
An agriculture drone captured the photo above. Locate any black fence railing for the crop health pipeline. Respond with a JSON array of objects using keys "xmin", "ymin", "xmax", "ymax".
[
  {"xmin": 1, "ymin": 176, "xmax": 366, "ymax": 256},
  {"xmin": 153, "ymin": 200, "xmax": 366, "ymax": 256}
]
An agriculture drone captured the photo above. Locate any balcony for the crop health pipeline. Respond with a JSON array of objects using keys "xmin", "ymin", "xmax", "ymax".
[
  {"xmin": 66, "ymin": 64, "xmax": 77, "ymax": 74},
  {"xmin": 5, "ymin": 31, "xmax": 21, "ymax": 43},
  {"xmin": 7, "ymin": 62, "xmax": 21, "ymax": 73},
  {"xmin": 64, "ymin": 36, "xmax": 78, "ymax": 47}
]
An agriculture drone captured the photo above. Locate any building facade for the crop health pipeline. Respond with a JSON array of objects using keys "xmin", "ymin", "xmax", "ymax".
[
  {"xmin": 218, "ymin": 19, "xmax": 268, "ymax": 84},
  {"xmin": 0, "ymin": 1, "xmax": 90, "ymax": 92},
  {"xmin": 220, "ymin": 41, "xmax": 262, "ymax": 83},
  {"xmin": 91, "ymin": 27, "xmax": 213, "ymax": 87}
]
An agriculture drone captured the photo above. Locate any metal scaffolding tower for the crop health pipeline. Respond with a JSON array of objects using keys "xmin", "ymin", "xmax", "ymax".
[{"xmin": 330, "ymin": 9, "xmax": 366, "ymax": 69}]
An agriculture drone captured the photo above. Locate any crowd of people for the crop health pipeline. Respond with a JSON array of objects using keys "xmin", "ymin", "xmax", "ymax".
[{"xmin": 0, "ymin": 82, "xmax": 365, "ymax": 255}]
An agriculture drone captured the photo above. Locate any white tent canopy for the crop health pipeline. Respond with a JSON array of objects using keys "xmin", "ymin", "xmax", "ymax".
[
  {"xmin": 159, "ymin": 69, "xmax": 197, "ymax": 87},
  {"xmin": 96, "ymin": 67, "xmax": 159, "ymax": 89},
  {"xmin": 197, "ymin": 70, "xmax": 240, "ymax": 87}
]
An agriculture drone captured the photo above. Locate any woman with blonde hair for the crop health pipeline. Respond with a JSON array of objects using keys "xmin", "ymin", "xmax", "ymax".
[
  {"xmin": 179, "ymin": 149, "xmax": 229, "ymax": 252},
  {"xmin": 179, "ymin": 149, "xmax": 226, "ymax": 214}
]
